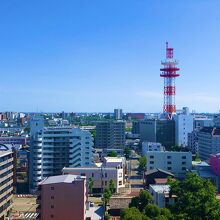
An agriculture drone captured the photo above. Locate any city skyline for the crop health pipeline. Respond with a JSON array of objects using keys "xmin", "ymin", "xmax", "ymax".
[{"xmin": 1, "ymin": 1, "xmax": 220, "ymax": 112}]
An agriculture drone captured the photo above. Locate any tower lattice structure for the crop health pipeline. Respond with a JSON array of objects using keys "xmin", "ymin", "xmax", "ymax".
[{"xmin": 160, "ymin": 42, "xmax": 180, "ymax": 119}]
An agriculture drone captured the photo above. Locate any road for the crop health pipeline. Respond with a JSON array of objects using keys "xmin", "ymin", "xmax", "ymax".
[{"xmin": 129, "ymin": 151, "xmax": 144, "ymax": 192}]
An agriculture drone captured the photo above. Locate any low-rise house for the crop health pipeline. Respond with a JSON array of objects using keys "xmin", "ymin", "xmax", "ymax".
[
  {"xmin": 149, "ymin": 184, "xmax": 176, "ymax": 208},
  {"xmin": 145, "ymin": 168, "xmax": 174, "ymax": 187},
  {"xmin": 192, "ymin": 161, "xmax": 220, "ymax": 192},
  {"xmin": 63, "ymin": 166, "xmax": 125, "ymax": 193}
]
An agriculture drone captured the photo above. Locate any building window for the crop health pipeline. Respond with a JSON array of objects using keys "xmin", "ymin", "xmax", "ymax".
[
  {"xmin": 182, "ymin": 156, "xmax": 186, "ymax": 159},
  {"xmin": 182, "ymin": 167, "xmax": 186, "ymax": 171},
  {"xmin": 105, "ymin": 173, "xmax": 107, "ymax": 178},
  {"xmin": 150, "ymin": 155, "xmax": 154, "ymax": 159},
  {"xmin": 105, "ymin": 181, "xmax": 107, "ymax": 186},
  {"xmin": 51, "ymin": 215, "xmax": 54, "ymax": 218},
  {"xmin": 81, "ymin": 173, "xmax": 86, "ymax": 176},
  {"xmin": 119, "ymin": 181, "xmax": 122, "ymax": 185},
  {"xmin": 51, "ymin": 196, "xmax": 54, "ymax": 200},
  {"xmin": 51, "ymin": 187, "xmax": 54, "ymax": 190},
  {"xmin": 92, "ymin": 173, "xmax": 94, "ymax": 178},
  {"xmin": 167, "ymin": 156, "xmax": 171, "ymax": 159},
  {"xmin": 167, "ymin": 161, "xmax": 172, "ymax": 164},
  {"xmin": 51, "ymin": 205, "xmax": 54, "ymax": 209},
  {"xmin": 150, "ymin": 161, "xmax": 154, "ymax": 164},
  {"xmin": 182, "ymin": 161, "xmax": 186, "ymax": 165},
  {"xmin": 167, "ymin": 167, "xmax": 172, "ymax": 170},
  {"xmin": 150, "ymin": 166, "xmax": 154, "ymax": 169}
]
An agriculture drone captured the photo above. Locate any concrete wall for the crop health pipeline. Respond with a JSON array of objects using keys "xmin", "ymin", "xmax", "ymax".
[
  {"xmin": 146, "ymin": 151, "xmax": 192, "ymax": 178},
  {"xmin": 63, "ymin": 167, "xmax": 124, "ymax": 193},
  {"xmin": 40, "ymin": 180, "xmax": 86, "ymax": 220}
]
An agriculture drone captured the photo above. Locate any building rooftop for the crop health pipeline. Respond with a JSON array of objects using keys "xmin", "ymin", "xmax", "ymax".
[
  {"xmin": 150, "ymin": 184, "xmax": 170, "ymax": 194},
  {"xmin": 39, "ymin": 174, "xmax": 84, "ymax": 185},
  {"xmin": 145, "ymin": 168, "xmax": 174, "ymax": 177},
  {"xmin": 86, "ymin": 206, "xmax": 104, "ymax": 220},
  {"xmin": 194, "ymin": 161, "xmax": 210, "ymax": 167},
  {"xmin": 63, "ymin": 166, "xmax": 122, "ymax": 172},
  {"xmin": 104, "ymin": 157, "xmax": 125, "ymax": 163},
  {"xmin": 195, "ymin": 170, "xmax": 217, "ymax": 178},
  {"xmin": 109, "ymin": 197, "xmax": 132, "ymax": 209}
]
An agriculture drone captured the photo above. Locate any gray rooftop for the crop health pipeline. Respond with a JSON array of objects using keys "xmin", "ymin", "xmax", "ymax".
[
  {"xmin": 40, "ymin": 174, "xmax": 84, "ymax": 185},
  {"xmin": 145, "ymin": 168, "xmax": 174, "ymax": 177},
  {"xmin": 150, "ymin": 184, "xmax": 170, "ymax": 193}
]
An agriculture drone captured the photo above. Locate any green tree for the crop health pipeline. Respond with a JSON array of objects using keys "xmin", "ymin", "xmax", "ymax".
[
  {"xmin": 107, "ymin": 150, "xmax": 117, "ymax": 157},
  {"xmin": 102, "ymin": 188, "xmax": 112, "ymax": 211},
  {"xmin": 90, "ymin": 130, "xmax": 96, "ymax": 139},
  {"xmin": 121, "ymin": 207, "xmax": 150, "ymax": 220},
  {"xmin": 88, "ymin": 178, "xmax": 94, "ymax": 196},
  {"xmin": 144, "ymin": 204, "xmax": 160, "ymax": 219},
  {"xmin": 155, "ymin": 216, "xmax": 169, "ymax": 220},
  {"xmin": 124, "ymin": 147, "xmax": 131, "ymax": 159},
  {"xmin": 169, "ymin": 172, "xmax": 220, "ymax": 220},
  {"xmin": 160, "ymin": 208, "xmax": 172, "ymax": 219},
  {"xmin": 109, "ymin": 179, "xmax": 115, "ymax": 194},
  {"xmin": 138, "ymin": 156, "xmax": 147, "ymax": 173},
  {"xmin": 129, "ymin": 190, "xmax": 153, "ymax": 212}
]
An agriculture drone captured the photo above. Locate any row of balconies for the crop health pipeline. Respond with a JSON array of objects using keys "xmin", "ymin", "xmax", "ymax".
[
  {"xmin": 0, "ymin": 165, "xmax": 13, "ymax": 176},
  {"xmin": 0, "ymin": 158, "xmax": 13, "ymax": 168},
  {"xmin": 0, "ymin": 198, "xmax": 13, "ymax": 219},
  {"xmin": 0, "ymin": 187, "xmax": 13, "ymax": 202},
  {"xmin": 0, "ymin": 179, "xmax": 13, "ymax": 193}
]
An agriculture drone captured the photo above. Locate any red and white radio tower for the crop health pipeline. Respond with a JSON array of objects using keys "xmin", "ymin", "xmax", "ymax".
[{"xmin": 160, "ymin": 42, "xmax": 180, "ymax": 119}]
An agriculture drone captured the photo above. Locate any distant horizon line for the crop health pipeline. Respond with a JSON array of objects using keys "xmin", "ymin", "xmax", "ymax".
[{"xmin": 0, "ymin": 111, "xmax": 219, "ymax": 115}]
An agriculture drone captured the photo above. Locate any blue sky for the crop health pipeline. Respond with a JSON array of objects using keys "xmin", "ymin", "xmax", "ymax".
[{"xmin": 0, "ymin": 0, "xmax": 220, "ymax": 113}]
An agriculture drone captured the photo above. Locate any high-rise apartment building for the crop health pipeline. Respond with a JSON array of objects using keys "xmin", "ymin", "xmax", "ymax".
[
  {"xmin": 132, "ymin": 121, "xmax": 140, "ymax": 135},
  {"xmin": 37, "ymin": 175, "xmax": 86, "ymax": 220},
  {"xmin": 173, "ymin": 107, "xmax": 193, "ymax": 147},
  {"xmin": 198, "ymin": 127, "xmax": 220, "ymax": 161},
  {"xmin": 139, "ymin": 119, "xmax": 175, "ymax": 148},
  {"xmin": 187, "ymin": 130, "xmax": 199, "ymax": 154},
  {"xmin": 114, "ymin": 109, "xmax": 123, "ymax": 120},
  {"xmin": 95, "ymin": 121, "xmax": 125, "ymax": 149},
  {"xmin": 0, "ymin": 149, "xmax": 14, "ymax": 219},
  {"xmin": 29, "ymin": 117, "xmax": 94, "ymax": 192},
  {"xmin": 194, "ymin": 117, "xmax": 214, "ymax": 129}
]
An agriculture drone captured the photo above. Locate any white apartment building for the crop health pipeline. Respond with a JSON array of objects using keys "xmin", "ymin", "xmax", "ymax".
[
  {"xmin": 63, "ymin": 166, "xmax": 125, "ymax": 193},
  {"xmin": 142, "ymin": 142, "xmax": 163, "ymax": 155},
  {"xmin": 146, "ymin": 151, "xmax": 192, "ymax": 178},
  {"xmin": 149, "ymin": 184, "xmax": 175, "ymax": 208},
  {"xmin": 0, "ymin": 150, "xmax": 14, "ymax": 219},
  {"xmin": 173, "ymin": 107, "xmax": 193, "ymax": 147},
  {"xmin": 114, "ymin": 109, "xmax": 123, "ymax": 120},
  {"xmin": 29, "ymin": 117, "xmax": 94, "ymax": 192}
]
